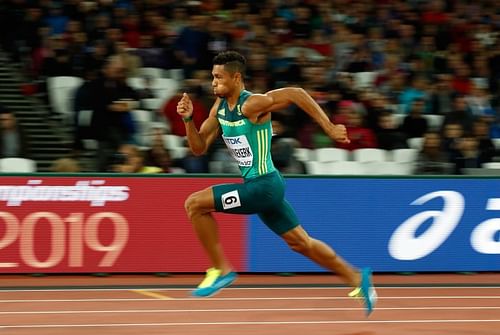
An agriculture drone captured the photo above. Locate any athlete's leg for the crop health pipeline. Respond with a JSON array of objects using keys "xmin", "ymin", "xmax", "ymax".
[
  {"xmin": 280, "ymin": 225, "xmax": 361, "ymax": 287},
  {"xmin": 184, "ymin": 187, "xmax": 233, "ymax": 274}
]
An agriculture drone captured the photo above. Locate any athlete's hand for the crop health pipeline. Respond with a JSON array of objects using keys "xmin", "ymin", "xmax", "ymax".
[
  {"xmin": 326, "ymin": 123, "xmax": 350, "ymax": 144},
  {"xmin": 177, "ymin": 93, "xmax": 193, "ymax": 119}
]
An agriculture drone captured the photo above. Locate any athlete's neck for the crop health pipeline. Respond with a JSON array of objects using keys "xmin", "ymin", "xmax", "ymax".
[{"xmin": 226, "ymin": 85, "xmax": 245, "ymax": 110}]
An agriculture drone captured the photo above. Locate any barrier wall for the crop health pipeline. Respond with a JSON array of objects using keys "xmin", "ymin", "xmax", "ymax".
[{"xmin": 0, "ymin": 175, "xmax": 498, "ymax": 273}]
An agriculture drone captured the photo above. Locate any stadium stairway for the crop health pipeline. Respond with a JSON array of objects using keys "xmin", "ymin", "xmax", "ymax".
[{"xmin": 0, "ymin": 49, "xmax": 78, "ymax": 172}]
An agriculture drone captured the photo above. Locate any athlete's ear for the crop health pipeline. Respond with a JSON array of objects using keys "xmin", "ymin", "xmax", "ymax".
[{"xmin": 233, "ymin": 72, "xmax": 242, "ymax": 83}]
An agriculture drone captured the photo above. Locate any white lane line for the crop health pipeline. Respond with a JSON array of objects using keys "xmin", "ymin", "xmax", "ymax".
[
  {"xmin": 1, "ymin": 306, "xmax": 500, "ymax": 315},
  {"xmin": 3, "ymin": 320, "xmax": 500, "ymax": 328},
  {"xmin": 0, "ymin": 286, "xmax": 499, "ymax": 292},
  {"xmin": 0, "ymin": 296, "xmax": 499, "ymax": 303}
]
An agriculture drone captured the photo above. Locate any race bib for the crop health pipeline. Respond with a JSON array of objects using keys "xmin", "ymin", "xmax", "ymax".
[
  {"xmin": 223, "ymin": 135, "xmax": 253, "ymax": 167},
  {"xmin": 221, "ymin": 190, "xmax": 241, "ymax": 210}
]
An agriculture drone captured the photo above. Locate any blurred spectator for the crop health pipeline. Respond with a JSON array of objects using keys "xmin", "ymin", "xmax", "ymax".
[
  {"xmin": 175, "ymin": 14, "xmax": 210, "ymax": 77},
  {"xmin": 472, "ymin": 118, "xmax": 497, "ymax": 164},
  {"xmin": 271, "ymin": 119, "xmax": 305, "ymax": 174},
  {"xmin": 143, "ymin": 126, "xmax": 172, "ymax": 173},
  {"xmin": 336, "ymin": 109, "xmax": 377, "ymax": 151},
  {"xmin": 401, "ymin": 99, "xmax": 429, "ymax": 139},
  {"xmin": 415, "ymin": 131, "xmax": 453, "ymax": 175},
  {"xmin": 0, "ymin": 105, "xmax": 29, "ymax": 158},
  {"xmin": 452, "ymin": 134, "xmax": 483, "ymax": 174},
  {"xmin": 399, "ymin": 75, "xmax": 430, "ymax": 114},
  {"xmin": 114, "ymin": 41, "xmax": 142, "ymax": 78},
  {"xmin": 441, "ymin": 95, "xmax": 475, "ymax": 133},
  {"xmin": 2, "ymin": 0, "xmax": 500, "ymax": 175},
  {"xmin": 88, "ymin": 55, "xmax": 139, "ymax": 171},
  {"xmin": 50, "ymin": 157, "xmax": 81, "ymax": 172},
  {"xmin": 441, "ymin": 122, "xmax": 464, "ymax": 162},
  {"xmin": 465, "ymin": 80, "xmax": 495, "ymax": 119},
  {"xmin": 430, "ymin": 73, "xmax": 454, "ymax": 115},
  {"xmin": 375, "ymin": 112, "xmax": 408, "ymax": 150},
  {"xmin": 111, "ymin": 143, "xmax": 162, "ymax": 173}
]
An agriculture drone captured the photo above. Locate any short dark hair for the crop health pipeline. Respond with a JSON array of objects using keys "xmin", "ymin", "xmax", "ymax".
[{"xmin": 213, "ymin": 51, "xmax": 246, "ymax": 75}]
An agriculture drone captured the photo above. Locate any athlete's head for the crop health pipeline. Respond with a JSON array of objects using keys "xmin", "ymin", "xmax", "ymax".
[{"xmin": 212, "ymin": 51, "xmax": 246, "ymax": 97}]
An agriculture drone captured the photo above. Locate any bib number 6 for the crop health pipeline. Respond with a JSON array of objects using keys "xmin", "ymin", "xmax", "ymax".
[{"xmin": 221, "ymin": 190, "xmax": 241, "ymax": 210}]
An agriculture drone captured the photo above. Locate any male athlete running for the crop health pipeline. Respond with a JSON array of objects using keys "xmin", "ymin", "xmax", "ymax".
[{"xmin": 177, "ymin": 51, "xmax": 377, "ymax": 315}]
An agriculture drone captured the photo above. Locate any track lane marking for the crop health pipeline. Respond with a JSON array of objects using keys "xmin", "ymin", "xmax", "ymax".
[
  {"xmin": 1, "ymin": 306, "xmax": 500, "ymax": 314},
  {"xmin": 3, "ymin": 319, "xmax": 500, "ymax": 328}
]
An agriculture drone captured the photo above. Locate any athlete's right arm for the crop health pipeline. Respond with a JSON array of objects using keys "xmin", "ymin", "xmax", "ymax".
[{"xmin": 177, "ymin": 93, "xmax": 221, "ymax": 156}]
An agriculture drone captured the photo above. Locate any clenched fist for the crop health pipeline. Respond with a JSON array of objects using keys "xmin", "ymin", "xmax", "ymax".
[
  {"xmin": 325, "ymin": 123, "xmax": 350, "ymax": 144},
  {"xmin": 177, "ymin": 93, "xmax": 193, "ymax": 119}
]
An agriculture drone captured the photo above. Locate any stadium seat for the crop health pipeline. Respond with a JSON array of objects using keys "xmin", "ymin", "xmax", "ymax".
[
  {"xmin": 392, "ymin": 113, "xmax": 406, "ymax": 127},
  {"xmin": 363, "ymin": 161, "xmax": 411, "ymax": 175},
  {"xmin": 305, "ymin": 161, "xmax": 327, "ymax": 175},
  {"xmin": 353, "ymin": 71, "xmax": 377, "ymax": 89},
  {"xmin": 493, "ymin": 139, "xmax": 500, "ymax": 150},
  {"xmin": 163, "ymin": 134, "xmax": 185, "ymax": 150},
  {"xmin": 407, "ymin": 137, "xmax": 424, "ymax": 151},
  {"xmin": 423, "ymin": 114, "xmax": 444, "ymax": 131},
  {"xmin": 127, "ymin": 77, "xmax": 179, "ymax": 107},
  {"xmin": 131, "ymin": 109, "xmax": 153, "ymax": 146},
  {"xmin": 392, "ymin": 148, "xmax": 419, "ymax": 163},
  {"xmin": 352, "ymin": 148, "xmax": 388, "ymax": 163},
  {"xmin": 391, "ymin": 148, "xmax": 419, "ymax": 174},
  {"xmin": 138, "ymin": 67, "xmax": 166, "ymax": 79},
  {"xmin": 0, "ymin": 157, "xmax": 37, "ymax": 172},
  {"xmin": 314, "ymin": 148, "xmax": 350, "ymax": 162},
  {"xmin": 47, "ymin": 76, "xmax": 84, "ymax": 124},
  {"xmin": 482, "ymin": 162, "xmax": 500, "ymax": 169},
  {"xmin": 294, "ymin": 148, "xmax": 312, "ymax": 162},
  {"xmin": 324, "ymin": 161, "xmax": 365, "ymax": 175}
]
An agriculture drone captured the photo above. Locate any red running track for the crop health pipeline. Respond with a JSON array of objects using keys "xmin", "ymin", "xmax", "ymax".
[{"xmin": 0, "ymin": 273, "xmax": 498, "ymax": 335}]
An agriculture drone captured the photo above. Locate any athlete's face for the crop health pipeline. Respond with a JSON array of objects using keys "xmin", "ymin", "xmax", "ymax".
[{"xmin": 211, "ymin": 65, "xmax": 240, "ymax": 97}]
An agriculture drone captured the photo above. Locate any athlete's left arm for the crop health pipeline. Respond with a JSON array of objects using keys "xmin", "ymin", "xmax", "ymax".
[{"xmin": 242, "ymin": 87, "xmax": 350, "ymax": 143}]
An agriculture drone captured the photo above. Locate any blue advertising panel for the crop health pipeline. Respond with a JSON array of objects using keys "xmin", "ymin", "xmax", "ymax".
[{"xmin": 248, "ymin": 178, "xmax": 500, "ymax": 272}]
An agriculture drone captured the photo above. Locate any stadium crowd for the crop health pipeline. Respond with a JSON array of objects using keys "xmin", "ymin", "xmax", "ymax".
[{"xmin": 0, "ymin": 0, "xmax": 499, "ymax": 174}]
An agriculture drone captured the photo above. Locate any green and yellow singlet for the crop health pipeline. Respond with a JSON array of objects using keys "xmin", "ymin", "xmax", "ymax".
[{"xmin": 217, "ymin": 90, "xmax": 276, "ymax": 180}]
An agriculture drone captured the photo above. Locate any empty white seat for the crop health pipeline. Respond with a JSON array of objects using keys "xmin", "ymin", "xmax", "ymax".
[
  {"xmin": 47, "ymin": 76, "xmax": 84, "ymax": 124},
  {"xmin": 131, "ymin": 109, "xmax": 153, "ymax": 145},
  {"xmin": 324, "ymin": 161, "xmax": 365, "ymax": 175},
  {"xmin": 169, "ymin": 147, "xmax": 189, "ymax": 160},
  {"xmin": 165, "ymin": 68, "xmax": 184, "ymax": 81},
  {"xmin": 423, "ymin": 114, "xmax": 444, "ymax": 130},
  {"xmin": 314, "ymin": 148, "xmax": 350, "ymax": 162},
  {"xmin": 407, "ymin": 137, "xmax": 424, "ymax": 151},
  {"xmin": 482, "ymin": 162, "xmax": 500, "ymax": 169},
  {"xmin": 363, "ymin": 161, "xmax": 411, "ymax": 175},
  {"xmin": 127, "ymin": 77, "xmax": 178, "ymax": 103},
  {"xmin": 493, "ymin": 138, "xmax": 500, "ymax": 150},
  {"xmin": 141, "ymin": 98, "xmax": 163, "ymax": 111},
  {"xmin": 138, "ymin": 67, "xmax": 166, "ymax": 79},
  {"xmin": 0, "ymin": 157, "xmax": 36, "ymax": 172},
  {"xmin": 352, "ymin": 148, "xmax": 388, "ymax": 163},
  {"xmin": 163, "ymin": 134, "xmax": 185, "ymax": 150},
  {"xmin": 294, "ymin": 148, "xmax": 312, "ymax": 162},
  {"xmin": 305, "ymin": 161, "xmax": 327, "ymax": 175},
  {"xmin": 392, "ymin": 148, "xmax": 419, "ymax": 163},
  {"xmin": 353, "ymin": 71, "xmax": 377, "ymax": 89},
  {"xmin": 392, "ymin": 113, "xmax": 406, "ymax": 127}
]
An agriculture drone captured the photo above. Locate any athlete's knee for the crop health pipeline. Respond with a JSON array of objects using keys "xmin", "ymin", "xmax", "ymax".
[
  {"xmin": 285, "ymin": 234, "xmax": 313, "ymax": 255},
  {"xmin": 184, "ymin": 192, "xmax": 205, "ymax": 220}
]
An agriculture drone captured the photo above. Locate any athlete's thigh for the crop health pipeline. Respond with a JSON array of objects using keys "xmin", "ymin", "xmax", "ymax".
[
  {"xmin": 212, "ymin": 182, "xmax": 274, "ymax": 214},
  {"xmin": 258, "ymin": 199, "xmax": 300, "ymax": 236}
]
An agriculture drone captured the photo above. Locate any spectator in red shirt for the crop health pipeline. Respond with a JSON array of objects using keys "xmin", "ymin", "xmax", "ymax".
[
  {"xmin": 162, "ymin": 80, "xmax": 208, "ymax": 137},
  {"xmin": 336, "ymin": 108, "xmax": 378, "ymax": 151}
]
